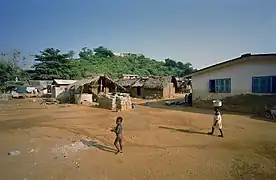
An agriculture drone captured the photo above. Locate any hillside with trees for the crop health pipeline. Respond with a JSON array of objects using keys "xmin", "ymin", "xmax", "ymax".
[{"xmin": 1, "ymin": 46, "xmax": 196, "ymax": 81}]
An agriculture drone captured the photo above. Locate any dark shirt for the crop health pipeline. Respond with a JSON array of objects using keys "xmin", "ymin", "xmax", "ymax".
[{"xmin": 115, "ymin": 124, "xmax": 123, "ymax": 137}]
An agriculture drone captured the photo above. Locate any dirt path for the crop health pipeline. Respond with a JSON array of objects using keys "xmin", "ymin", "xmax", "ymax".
[{"xmin": 0, "ymin": 99, "xmax": 275, "ymax": 180}]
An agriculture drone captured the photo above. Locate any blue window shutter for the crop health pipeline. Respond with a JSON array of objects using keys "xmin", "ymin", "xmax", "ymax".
[
  {"xmin": 209, "ymin": 80, "xmax": 215, "ymax": 92},
  {"xmin": 215, "ymin": 79, "xmax": 223, "ymax": 92},
  {"xmin": 252, "ymin": 77, "xmax": 254, "ymax": 93},
  {"xmin": 209, "ymin": 78, "xmax": 231, "ymax": 93},
  {"xmin": 222, "ymin": 79, "xmax": 226, "ymax": 92},
  {"xmin": 225, "ymin": 79, "xmax": 231, "ymax": 93},
  {"xmin": 215, "ymin": 80, "xmax": 218, "ymax": 92},
  {"xmin": 272, "ymin": 76, "xmax": 276, "ymax": 93},
  {"xmin": 228, "ymin": 79, "xmax": 231, "ymax": 93},
  {"xmin": 252, "ymin": 77, "xmax": 260, "ymax": 93},
  {"xmin": 254, "ymin": 76, "xmax": 270, "ymax": 93},
  {"xmin": 260, "ymin": 78, "xmax": 264, "ymax": 93},
  {"xmin": 252, "ymin": 76, "xmax": 276, "ymax": 93},
  {"xmin": 266, "ymin": 77, "xmax": 270, "ymax": 93},
  {"xmin": 260, "ymin": 77, "xmax": 270, "ymax": 93}
]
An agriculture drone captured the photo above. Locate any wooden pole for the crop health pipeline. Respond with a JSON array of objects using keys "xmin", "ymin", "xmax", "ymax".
[
  {"xmin": 99, "ymin": 77, "xmax": 102, "ymax": 93},
  {"xmin": 104, "ymin": 78, "xmax": 107, "ymax": 94},
  {"xmin": 79, "ymin": 86, "xmax": 84, "ymax": 104}
]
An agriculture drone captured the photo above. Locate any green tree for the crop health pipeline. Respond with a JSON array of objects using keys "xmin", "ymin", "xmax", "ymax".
[
  {"xmin": 164, "ymin": 58, "xmax": 196, "ymax": 76},
  {"xmin": 27, "ymin": 46, "xmax": 196, "ymax": 80},
  {"xmin": 78, "ymin": 47, "xmax": 94, "ymax": 60},
  {"xmin": 93, "ymin": 46, "xmax": 114, "ymax": 58},
  {"xmin": 32, "ymin": 48, "xmax": 80, "ymax": 80},
  {"xmin": 165, "ymin": 58, "xmax": 177, "ymax": 67}
]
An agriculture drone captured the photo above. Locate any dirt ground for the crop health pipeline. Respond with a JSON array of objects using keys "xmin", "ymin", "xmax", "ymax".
[{"xmin": 0, "ymin": 98, "xmax": 276, "ymax": 180}]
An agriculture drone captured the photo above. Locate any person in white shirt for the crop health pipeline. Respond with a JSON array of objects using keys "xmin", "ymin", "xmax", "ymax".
[{"xmin": 208, "ymin": 107, "xmax": 224, "ymax": 137}]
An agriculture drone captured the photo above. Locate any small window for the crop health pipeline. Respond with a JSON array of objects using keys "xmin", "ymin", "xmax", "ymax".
[
  {"xmin": 252, "ymin": 76, "xmax": 276, "ymax": 93},
  {"xmin": 209, "ymin": 78, "xmax": 231, "ymax": 93}
]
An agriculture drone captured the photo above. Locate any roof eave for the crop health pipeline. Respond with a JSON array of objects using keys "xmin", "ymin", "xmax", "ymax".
[
  {"xmin": 184, "ymin": 57, "xmax": 243, "ymax": 78},
  {"xmin": 185, "ymin": 53, "xmax": 276, "ymax": 78}
]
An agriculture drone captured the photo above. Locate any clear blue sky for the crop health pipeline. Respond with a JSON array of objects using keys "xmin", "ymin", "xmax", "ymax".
[{"xmin": 1, "ymin": 0, "xmax": 276, "ymax": 69}]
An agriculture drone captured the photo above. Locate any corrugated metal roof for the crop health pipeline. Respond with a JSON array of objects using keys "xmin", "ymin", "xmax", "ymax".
[
  {"xmin": 185, "ymin": 53, "xmax": 276, "ymax": 78},
  {"xmin": 28, "ymin": 80, "xmax": 53, "ymax": 88},
  {"xmin": 53, "ymin": 79, "xmax": 77, "ymax": 85}
]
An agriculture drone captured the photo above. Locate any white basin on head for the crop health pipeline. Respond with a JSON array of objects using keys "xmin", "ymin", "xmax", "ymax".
[{"xmin": 213, "ymin": 99, "xmax": 222, "ymax": 107}]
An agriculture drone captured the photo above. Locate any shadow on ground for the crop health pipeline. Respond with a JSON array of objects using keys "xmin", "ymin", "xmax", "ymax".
[
  {"xmin": 138, "ymin": 98, "xmax": 276, "ymax": 123},
  {"xmin": 81, "ymin": 139, "xmax": 117, "ymax": 153},
  {"xmin": 159, "ymin": 126, "xmax": 208, "ymax": 135},
  {"xmin": 138, "ymin": 98, "xmax": 236, "ymax": 115},
  {"xmin": 249, "ymin": 115, "xmax": 276, "ymax": 123}
]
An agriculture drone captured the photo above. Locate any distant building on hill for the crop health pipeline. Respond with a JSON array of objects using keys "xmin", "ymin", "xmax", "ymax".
[
  {"xmin": 113, "ymin": 52, "xmax": 128, "ymax": 57},
  {"xmin": 120, "ymin": 74, "xmax": 139, "ymax": 80},
  {"xmin": 113, "ymin": 52, "xmax": 144, "ymax": 57}
]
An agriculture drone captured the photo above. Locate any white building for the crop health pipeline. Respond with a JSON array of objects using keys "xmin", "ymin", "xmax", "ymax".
[
  {"xmin": 121, "ymin": 74, "xmax": 139, "ymax": 80},
  {"xmin": 186, "ymin": 53, "xmax": 276, "ymax": 101},
  {"xmin": 51, "ymin": 79, "xmax": 77, "ymax": 98},
  {"xmin": 113, "ymin": 52, "xmax": 144, "ymax": 57},
  {"xmin": 113, "ymin": 52, "xmax": 131, "ymax": 57}
]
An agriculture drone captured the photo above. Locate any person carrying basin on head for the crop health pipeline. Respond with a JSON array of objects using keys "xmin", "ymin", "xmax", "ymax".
[{"xmin": 208, "ymin": 107, "xmax": 224, "ymax": 137}]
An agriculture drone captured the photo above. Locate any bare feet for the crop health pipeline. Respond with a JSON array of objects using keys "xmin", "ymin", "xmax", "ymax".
[
  {"xmin": 115, "ymin": 151, "xmax": 120, "ymax": 155},
  {"xmin": 114, "ymin": 150, "xmax": 123, "ymax": 155}
]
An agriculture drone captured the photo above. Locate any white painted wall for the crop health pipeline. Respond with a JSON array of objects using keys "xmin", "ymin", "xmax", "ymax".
[
  {"xmin": 42, "ymin": 89, "xmax": 48, "ymax": 95},
  {"xmin": 74, "ymin": 93, "xmax": 93, "ymax": 104},
  {"xmin": 52, "ymin": 86, "xmax": 68, "ymax": 98},
  {"xmin": 192, "ymin": 57, "xmax": 276, "ymax": 100}
]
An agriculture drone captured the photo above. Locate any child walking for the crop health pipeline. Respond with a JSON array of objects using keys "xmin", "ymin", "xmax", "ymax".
[
  {"xmin": 111, "ymin": 116, "xmax": 123, "ymax": 154},
  {"xmin": 208, "ymin": 107, "xmax": 224, "ymax": 137}
]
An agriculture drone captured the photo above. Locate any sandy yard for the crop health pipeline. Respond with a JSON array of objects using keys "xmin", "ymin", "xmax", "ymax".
[{"xmin": 0, "ymin": 98, "xmax": 275, "ymax": 180}]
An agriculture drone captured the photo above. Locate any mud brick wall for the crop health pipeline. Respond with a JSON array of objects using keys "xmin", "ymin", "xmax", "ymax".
[{"xmin": 194, "ymin": 94, "xmax": 276, "ymax": 114}]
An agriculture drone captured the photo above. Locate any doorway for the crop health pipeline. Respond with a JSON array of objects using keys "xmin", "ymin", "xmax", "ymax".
[{"xmin": 136, "ymin": 87, "xmax": 141, "ymax": 96}]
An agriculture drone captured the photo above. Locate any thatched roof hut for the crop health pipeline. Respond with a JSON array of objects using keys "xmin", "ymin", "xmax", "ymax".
[
  {"xmin": 68, "ymin": 76, "xmax": 98, "ymax": 90},
  {"xmin": 116, "ymin": 78, "xmax": 138, "ymax": 87},
  {"xmin": 68, "ymin": 75, "xmax": 125, "ymax": 93},
  {"xmin": 64, "ymin": 75, "xmax": 126, "ymax": 104},
  {"xmin": 143, "ymin": 76, "xmax": 177, "ymax": 89},
  {"xmin": 132, "ymin": 77, "xmax": 149, "ymax": 87}
]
